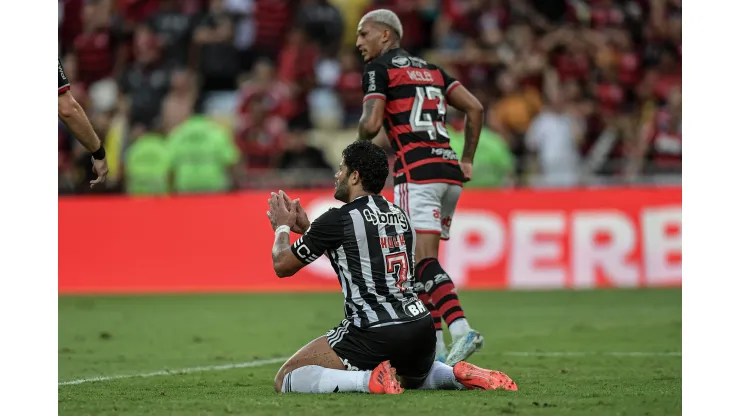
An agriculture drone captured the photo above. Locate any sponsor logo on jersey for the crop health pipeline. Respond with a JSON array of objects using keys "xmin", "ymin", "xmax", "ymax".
[
  {"xmin": 367, "ymin": 70, "xmax": 377, "ymax": 92},
  {"xmin": 59, "ymin": 61, "xmax": 67, "ymax": 81},
  {"xmin": 408, "ymin": 56, "xmax": 428, "ymax": 67},
  {"xmin": 430, "ymin": 147, "xmax": 458, "ymax": 160},
  {"xmin": 362, "ymin": 208, "xmax": 410, "ymax": 230},
  {"xmin": 433, "ymin": 273, "xmax": 451, "ymax": 285},
  {"xmin": 391, "ymin": 55, "xmax": 410, "ymax": 68},
  {"xmin": 402, "ymin": 298, "xmax": 427, "ymax": 316}
]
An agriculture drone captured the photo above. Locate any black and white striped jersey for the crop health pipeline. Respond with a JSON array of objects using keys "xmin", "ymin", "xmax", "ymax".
[{"xmin": 290, "ymin": 195, "xmax": 429, "ymax": 328}]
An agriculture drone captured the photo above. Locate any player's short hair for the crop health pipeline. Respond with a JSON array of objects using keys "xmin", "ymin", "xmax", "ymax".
[
  {"xmin": 342, "ymin": 141, "xmax": 389, "ymax": 195},
  {"xmin": 361, "ymin": 9, "xmax": 403, "ymax": 40}
]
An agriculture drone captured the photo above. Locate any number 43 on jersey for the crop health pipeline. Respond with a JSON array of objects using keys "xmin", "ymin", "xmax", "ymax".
[{"xmin": 410, "ymin": 85, "xmax": 450, "ymax": 141}]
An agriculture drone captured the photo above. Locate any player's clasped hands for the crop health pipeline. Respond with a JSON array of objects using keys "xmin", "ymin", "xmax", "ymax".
[
  {"xmin": 267, "ymin": 190, "xmax": 313, "ymax": 234},
  {"xmin": 281, "ymin": 192, "xmax": 311, "ymax": 234}
]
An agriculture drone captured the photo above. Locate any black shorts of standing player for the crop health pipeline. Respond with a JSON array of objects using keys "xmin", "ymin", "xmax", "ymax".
[{"xmin": 328, "ymin": 313, "xmax": 436, "ymax": 388}]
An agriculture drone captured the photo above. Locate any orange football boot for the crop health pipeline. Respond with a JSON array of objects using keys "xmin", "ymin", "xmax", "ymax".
[
  {"xmin": 453, "ymin": 361, "xmax": 518, "ymax": 391},
  {"xmin": 368, "ymin": 360, "xmax": 404, "ymax": 394}
]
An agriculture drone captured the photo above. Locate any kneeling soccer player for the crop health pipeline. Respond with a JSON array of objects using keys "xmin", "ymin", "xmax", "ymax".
[{"xmin": 266, "ymin": 141, "xmax": 517, "ymax": 394}]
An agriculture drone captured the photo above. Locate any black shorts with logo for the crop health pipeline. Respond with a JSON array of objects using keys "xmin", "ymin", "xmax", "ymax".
[{"xmin": 327, "ymin": 315, "xmax": 436, "ymax": 384}]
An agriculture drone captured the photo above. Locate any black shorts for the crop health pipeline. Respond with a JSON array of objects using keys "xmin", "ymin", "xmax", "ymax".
[{"xmin": 327, "ymin": 315, "xmax": 436, "ymax": 383}]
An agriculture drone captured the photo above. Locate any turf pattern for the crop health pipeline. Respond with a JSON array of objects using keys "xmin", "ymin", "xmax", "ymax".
[{"xmin": 59, "ymin": 289, "xmax": 681, "ymax": 415}]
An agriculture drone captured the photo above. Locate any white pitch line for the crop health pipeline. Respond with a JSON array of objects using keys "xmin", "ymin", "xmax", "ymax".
[
  {"xmin": 58, "ymin": 357, "xmax": 289, "ymax": 386},
  {"xmin": 58, "ymin": 351, "xmax": 681, "ymax": 386},
  {"xmin": 502, "ymin": 351, "xmax": 681, "ymax": 357}
]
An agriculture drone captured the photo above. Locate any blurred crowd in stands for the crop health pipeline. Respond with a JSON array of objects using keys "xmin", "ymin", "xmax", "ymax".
[{"xmin": 58, "ymin": 0, "xmax": 681, "ymax": 196}]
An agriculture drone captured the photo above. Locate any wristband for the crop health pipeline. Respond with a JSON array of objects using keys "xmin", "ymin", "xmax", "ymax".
[
  {"xmin": 92, "ymin": 144, "xmax": 106, "ymax": 160},
  {"xmin": 275, "ymin": 225, "xmax": 291, "ymax": 235}
]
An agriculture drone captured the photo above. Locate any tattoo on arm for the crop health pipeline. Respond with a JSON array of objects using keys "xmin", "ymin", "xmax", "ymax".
[
  {"xmin": 271, "ymin": 231, "xmax": 291, "ymax": 264},
  {"xmin": 358, "ymin": 99, "xmax": 379, "ymax": 141},
  {"xmin": 461, "ymin": 115, "xmax": 480, "ymax": 161}
]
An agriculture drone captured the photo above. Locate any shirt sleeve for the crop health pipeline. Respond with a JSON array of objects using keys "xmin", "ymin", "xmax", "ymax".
[
  {"xmin": 439, "ymin": 67, "xmax": 461, "ymax": 97},
  {"xmin": 362, "ymin": 61, "xmax": 389, "ymax": 102},
  {"xmin": 58, "ymin": 57, "xmax": 70, "ymax": 95},
  {"xmin": 290, "ymin": 209, "xmax": 345, "ymax": 264}
]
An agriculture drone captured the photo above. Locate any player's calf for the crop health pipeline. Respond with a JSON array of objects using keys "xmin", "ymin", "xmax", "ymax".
[
  {"xmin": 279, "ymin": 361, "xmax": 403, "ymax": 394},
  {"xmin": 416, "ymin": 290, "xmax": 447, "ymax": 361},
  {"xmin": 274, "ymin": 335, "xmax": 346, "ymax": 392},
  {"xmin": 274, "ymin": 335, "xmax": 404, "ymax": 394},
  {"xmin": 416, "ymin": 257, "xmax": 470, "ymax": 338}
]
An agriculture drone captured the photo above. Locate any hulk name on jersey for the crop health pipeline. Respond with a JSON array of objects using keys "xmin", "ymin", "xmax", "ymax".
[
  {"xmin": 290, "ymin": 195, "xmax": 428, "ymax": 328},
  {"xmin": 362, "ymin": 48, "xmax": 465, "ymax": 186}
]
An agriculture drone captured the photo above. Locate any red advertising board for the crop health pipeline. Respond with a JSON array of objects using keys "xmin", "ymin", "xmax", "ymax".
[{"xmin": 58, "ymin": 187, "xmax": 681, "ymax": 294}]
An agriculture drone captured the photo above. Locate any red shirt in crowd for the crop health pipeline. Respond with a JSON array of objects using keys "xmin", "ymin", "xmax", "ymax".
[
  {"xmin": 60, "ymin": 0, "xmax": 85, "ymax": 53},
  {"xmin": 117, "ymin": 0, "xmax": 160, "ymax": 24},
  {"xmin": 73, "ymin": 28, "xmax": 118, "ymax": 86},
  {"xmin": 595, "ymin": 82, "xmax": 625, "ymax": 115},
  {"xmin": 277, "ymin": 38, "xmax": 318, "ymax": 118},
  {"xmin": 553, "ymin": 51, "xmax": 590, "ymax": 82},
  {"xmin": 236, "ymin": 115, "xmax": 287, "ymax": 171},
  {"xmin": 237, "ymin": 81, "xmax": 293, "ymax": 120},
  {"xmin": 254, "ymin": 0, "xmax": 294, "ymax": 51},
  {"xmin": 335, "ymin": 69, "xmax": 364, "ymax": 114},
  {"xmin": 617, "ymin": 51, "xmax": 641, "ymax": 87},
  {"xmin": 646, "ymin": 108, "xmax": 681, "ymax": 168}
]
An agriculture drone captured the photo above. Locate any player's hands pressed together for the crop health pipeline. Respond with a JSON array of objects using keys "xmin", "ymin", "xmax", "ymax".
[
  {"xmin": 460, "ymin": 161, "xmax": 473, "ymax": 182},
  {"xmin": 267, "ymin": 190, "xmax": 297, "ymax": 231},
  {"xmin": 90, "ymin": 156, "xmax": 109, "ymax": 189},
  {"xmin": 280, "ymin": 192, "xmax": 311, "ymax": 234}
]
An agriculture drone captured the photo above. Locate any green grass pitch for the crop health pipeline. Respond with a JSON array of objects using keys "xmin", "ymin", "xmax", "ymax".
[{"xmin": 59, "ymin": 289, "xmax": 681, "ymax": 415}]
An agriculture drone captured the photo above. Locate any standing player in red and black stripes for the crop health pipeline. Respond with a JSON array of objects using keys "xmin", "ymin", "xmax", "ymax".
[
  {"xmin": 58, "ymin": 57, "xmax": 108, "ymax": 188},
  {"xmin": 355, "ymin": 9, "xmax": 485, "ymax": 365}
]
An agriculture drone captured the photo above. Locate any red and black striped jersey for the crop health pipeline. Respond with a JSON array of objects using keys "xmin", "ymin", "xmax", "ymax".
[{"xmin": 362, "ymin": 48, "xmax": 464, "ymax": 185}]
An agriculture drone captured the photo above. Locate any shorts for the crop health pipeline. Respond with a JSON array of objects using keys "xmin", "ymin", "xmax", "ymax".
[
  {"xmin": 394, "ymin": 182, "xmax": 463, "ymax": 240},
  {"xmin": 327, "ymin": 315, "xmax": 436, "ymax": 383}
]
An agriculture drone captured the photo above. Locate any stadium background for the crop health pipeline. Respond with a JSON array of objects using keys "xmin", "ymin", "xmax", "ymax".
[
  {"xmin": 58, "ymin": 0, "xmax": 681, "ymax": 293},
  {"xmin": 57, "ymin": 1, "xmax": 681, "ymax": 412}
]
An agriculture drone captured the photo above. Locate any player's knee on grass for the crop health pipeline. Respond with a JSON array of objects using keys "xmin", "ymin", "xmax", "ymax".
[
  {"xmin": 274, "ymin": 369, "xmax": 286, "ymax": 393},
  {"xmin": 274, "ymin": 360, "xmax": 295, "ymax": 392},
  {"xmin": 274, "ymin": 336, "xmax": 345, "ymax": 393}
]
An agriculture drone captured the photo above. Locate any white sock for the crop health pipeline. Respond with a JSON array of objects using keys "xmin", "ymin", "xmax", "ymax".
[
  {"xmin": 449, "ymin": 318, "xmax": 471, "ymax": 341},
  {"xmin": 436, "ymin": 330, "xmax": 447, "ymax": 351},
  {"xmin": 281, "ymin": 366, "xmax": 371, "ymax": 393},
  {"xmin": 419, "ymin": 361, "xmax": 465, "ymax": 390}
]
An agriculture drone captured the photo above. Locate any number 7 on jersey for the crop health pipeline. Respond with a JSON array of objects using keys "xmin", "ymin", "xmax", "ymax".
[{"xmin": 385, "ymin": 252, "xmax": 410, "ymax": 292}]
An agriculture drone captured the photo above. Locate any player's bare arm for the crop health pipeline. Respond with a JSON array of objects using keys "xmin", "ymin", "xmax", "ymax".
[
  {"xmin": 447, "ymin": 85, "xmax": 484, "ymax": 179},
  {"xmin": 358, "ymin": 98, "xmax": 385, "ymax": 140},
  {"xmin": 58, "ymin": 92, "xmax": 102, "ymax": 154},
  {"xmin": 58, "ymin": 57, "xmax": 108, "ymax": 188},
  {"xmin": 267, "ymin": 191, "xmax": 304, "ymax": 278}
]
